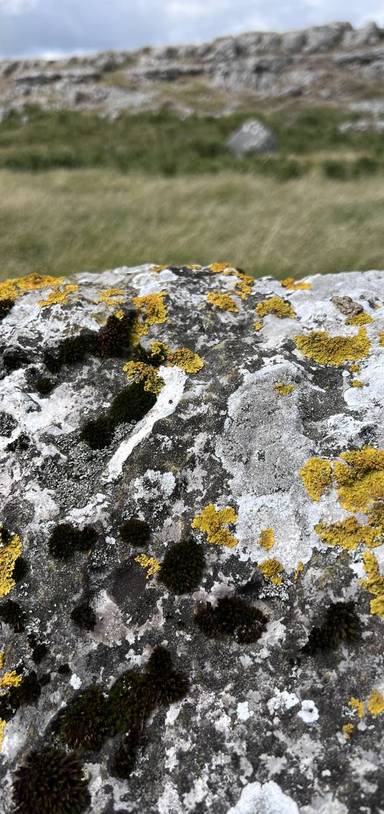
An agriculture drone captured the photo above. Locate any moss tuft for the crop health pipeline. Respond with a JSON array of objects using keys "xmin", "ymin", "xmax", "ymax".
[
  {"xmin": 119, "ymin": 518, "xmax": 151, "ymax": 547},
  {"xmin": 110, "ymin": 728, "xmax": 143, "ymax": 780},
  {"xmin": 0, "ymin": 299, "xmax": 14, "ymax": 320},
  {"xmin": 35, "ymin": 375, "xmax": 56, "ymax": 397},
  {"xmin": 0, "ymin": 671, "xmax": 41, "ymax": 721},
  {"xmin": 303, "ymin": 601, "xmax": 361, "ymax": 655},
  {"xmin": 0, "ymin": 599, "xmax": 26, "ymax": 632},
  {"xmin": 80, "ymin": 415, "xmax": 113, "ymax": 450},
  {"xmin": 160, "ymin": 538, "xmax": 205, "ymax": 594},
  {"xmin": 81, "ymin": 382, "xmax": 156, "ymax": 450},
  {"xmin": 59, "ymin": 685, "xmax": 110, "ymax": 751},
  {"xmin": 12, "ymin": 748, "xmax": 90, "ymax": 814},
  {"xmin": 145, "ymin": 646, "xmax": 189, "ymax": 706},
  {"xmin": 48, "ymin": 523, "xmax": 98, "ymax": 560},
  {"xmin": 194, "ymin": 596, "xmax": 268, "ymax": 643},
  {"xmin": 98, "ymin": 311, "xmax": 135, "ymax": 357},
  {"xmin": 70, "ymin": 602, "xmax": 97, "ymax": 631}
]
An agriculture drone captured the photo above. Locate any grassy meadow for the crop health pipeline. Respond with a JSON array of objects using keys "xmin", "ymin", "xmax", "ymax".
[{"xmin": 1, "ymin": 105, "xmax": 384, "ymax": 280}]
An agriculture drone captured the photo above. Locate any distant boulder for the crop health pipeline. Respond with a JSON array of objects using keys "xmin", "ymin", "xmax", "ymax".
[{"xmin": 227, "ymin": 119, "xmax": 277, "ymax": 157}]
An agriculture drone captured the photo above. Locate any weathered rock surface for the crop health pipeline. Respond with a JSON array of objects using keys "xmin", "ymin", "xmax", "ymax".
[
  {"xmin": 0, "ymin": 265, "xmax": 384, "ymax": 813},
  {"xmin": 2, "ymin": 21, "xmax": 384, "ymax": 118},
  {"xmin": 227, "ymin": 120, "xmax": 277, "ymax": 156}
]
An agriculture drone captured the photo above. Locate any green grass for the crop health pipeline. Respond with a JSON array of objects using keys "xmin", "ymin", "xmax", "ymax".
[
  {"xmin": 2, "ymin": 168, "xmax": 384, "ymax": 281},
  {"xmin": 0, "ymin": 106, "xmax": 383, "ymax": 176}
]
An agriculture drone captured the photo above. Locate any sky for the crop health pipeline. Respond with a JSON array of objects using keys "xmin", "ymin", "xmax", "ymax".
[{"xmin": 0, "ymin": 0, "xmax": 383, "ymax": 59}]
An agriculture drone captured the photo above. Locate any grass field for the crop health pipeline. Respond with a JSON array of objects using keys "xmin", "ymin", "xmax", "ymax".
[
  {"xmin": 2, "ymin": 167, "xmax": 384, "ymax": 280},
  {"xmin": 2, "ymin": 106, "xmax": 384, "ymax": 281}
]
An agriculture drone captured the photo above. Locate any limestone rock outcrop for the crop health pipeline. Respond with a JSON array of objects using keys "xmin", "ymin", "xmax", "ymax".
[{"xmin": 0, "ymin": 264, "xmax": 383, "ymax": 813}]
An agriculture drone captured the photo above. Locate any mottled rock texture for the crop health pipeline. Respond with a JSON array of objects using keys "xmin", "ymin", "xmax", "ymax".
[{"xmin": 0, "ymin": 264, "xmax": 384, "ymax": 813}]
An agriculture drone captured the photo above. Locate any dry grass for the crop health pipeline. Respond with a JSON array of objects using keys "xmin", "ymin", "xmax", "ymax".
[{"xmin": 1, "ymin": 168, "xmax": 384, "ymax": 280}]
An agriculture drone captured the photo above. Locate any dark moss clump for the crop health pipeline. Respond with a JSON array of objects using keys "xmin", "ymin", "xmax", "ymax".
[
  {"xmin": 110, "ymin": 728, "xmax": 143, "ymax": 780},
  {"xmin": 0, "ymin": 671, "xmax": 41, "ymax": 721},
  {"xmin": 28, "ymin": 634, "xmax": 49, "ymax": 664},
  {"xmin": 35, "ymin": 375, "xmax": 56, "ymax": 396},
  {"xmin": 71, "ymin": 602, "xmax": 97, "ymax": 631},
  {"xmin": 81, "ymin": 382, "xmax": 156, "ymax": 450},
  {"xmin": 58, "ymin": 663, "xmax": 71, "ymax": 676},
  {"xmin": 3, "ymin": 347, "xmax": 30, "ymax": 372},
  {"xmin": 160, "ymin": 538, "xmax": 205, "ymax": 594},
  {"xmin": 119, "ymin": 518, "xmax": 151, "ymax": 547},
  {"xmin": 107, "ymin": 647, "xmax": 189, "ymax": 735},
  {"xmin": 302, "ymin": 601, "xmax": 361, "ymax": 656},
  {"xmin": 48, "ymin": 523, "xmax": 98, "ymax": 560},
  {"xmin": 80, "ymin": 415, "xmax": 113, "ymax": 450},
  {"xmin": 59, "ymin": 685, "xmax": 111, "ymax": 751},
  {"xmin": 194, "ymin": 596, "xmax": 268, "ymax": 643},
  {"xmin": 0, "ymin": 298, "xmax": 14, "ymax": 321},
  {"xmin": 12, "ymin": 747, "xmax": 90, "ymax": 814},
  {"xmin": 0, "ymin": 599, "xmax": 26, "ymax": 632},
  {"xmin": 98, "ymin": 311, "xmax": 135, "ymax": 357},
  {"xmin": 12, "ymin": 556, "xmax": 29, "ymax": 584},
  {"xmin": 43, "ymin": 330, "xmax": 99, "ymax": 374}
]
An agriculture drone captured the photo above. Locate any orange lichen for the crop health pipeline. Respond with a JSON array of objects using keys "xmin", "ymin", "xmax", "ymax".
[
  {"xmin": 281, "ymin": 277, "xmax": 312, "ymax": 291},
  {"xmin": 0, "ymin": 671, "xmax": 22, "ymax": 689},
  {"xmin": 274, "ymin": 383, "xmax": 295, "ymax": 396},
  {"xmin": 367, "ymin": 689, "xmax": 384, "ymax": 716},
  {"xmin": 349, "ymin": 697, "xmax": 365, "ymax": 719},
  {"xmin": 94, "ymin": 288, "xmax": 125, "ymax": 307},
  {"xmin": 349, "ymin": 363, "xmax": 361, "ymax": 374},
  {"xmin": 256, "ymin": 296, "xmax": 296, "ymax": 320},
  {"xmin": 0, "ymin": 531, "xmax": 22, "ymax": 597},
  {"xmin": 259, "ymin": 558, "xmax": 284, "ymax": 586},
  {"xmin": 254, "ymin": 321, "xmax": 263, "ymax": 332},
  {"xmin": 258, "ymin": 528, "xmax": 275, "ymax": 551},
  {"xmin": 379, "ymin": 332, "xmax": 384, "ymax": 347},
  {"xmin": 360, "ymin": 550, "xmax": 384, "ymax": 617},
  {"xmin": 342, "ymin": 723, "xmax": 354, "ymax": 739},
  {"xmin": 38, "ymin": 283, "xmax": 79, "ymax": 308},
  {"xmin": 351, "ymin": 379, "xmax": 365, "ymax": 388},
  {"xmin": 294, "ymin": 328, "xmax": 371, "ymax": 366},
  {"xmin": 208, "ymin": 263, "xmax": 233, "ymax": 274},
  {"xmin": 134, "ymin": 554, "xmax": 161, "ymax": 578},
  {"xmin": 0, "ymin": 720, "xmax": 6, "ymax": 751},
  {"xmin": 131, "ymin": 291, "xmax": 167, "ymax": 342},
  {"xmin": 150, "ymin": 341, "xmax": 204, "ymax": 374},
  {"xmin": 0, "ymin": 272, "xmax": 65, "ymax": 302},
  {"xmin": 346, "ymin": 312, "xmax": 373, "ymax": 326},
  {"xmin": 300, "ymin": 457, "xmax": 333, "ymax": 501},
  {"xmin": 192, "ymin": 504, "xmax": 238, "ymax": 548},
  {"xmin": 123, "ymin": 361, "xmax": 164, "ymax": 395},
  {"xmin": 315, "ymin": 516, "xmax": 383, "ymax": 552},
  {"xmin": 207, "ymin": 291, "xmax": 238, "ymax": 313},
  {"xmin": 235, "ymin": 272, "xmax": 254, "ymax": 301},
  {"xmin": 333, "ymin": 447, "xmax": 384, "ymax": 512},
  {"xmin": 294, "ymin": 561, "xmax": 304, "ymax": 581}
]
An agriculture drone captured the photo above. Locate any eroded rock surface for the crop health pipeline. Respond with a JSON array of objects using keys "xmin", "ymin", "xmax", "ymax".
[{"xmin": 0, "ymin": 265, "xmax": 384, "ymax": 813}]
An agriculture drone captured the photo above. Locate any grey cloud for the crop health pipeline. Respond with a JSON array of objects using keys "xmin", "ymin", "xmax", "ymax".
[{"xmin": 0, "ymin": 0, "xmax": 381, "ymax": 59}]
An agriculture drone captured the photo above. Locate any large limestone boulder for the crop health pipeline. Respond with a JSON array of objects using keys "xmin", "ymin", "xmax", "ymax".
[
  {"xmin": 0, "ymin": 264, "xmax": 383, "ymax": 813},
  {"xmin": 227, "ymin": 119, "xmax": 277, "ymax": 156}
]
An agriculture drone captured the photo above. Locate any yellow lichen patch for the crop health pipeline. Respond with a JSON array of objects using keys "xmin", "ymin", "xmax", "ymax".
[
  {"xmin": 351, "ymin": 380, "xmax": 365, "ymax": 388},
  {"xmin": 256, "ymin": 296, "xmax": 296, "ymax": 320},
  {"xmin": 208, "ymin": 262, "xmax": 232, "ymax": 274},
  {"xmin": 360, "ymin": 550, "xmax": 384, "ymax": 616},
  {"xmin": 379, "ymin": 332, "xmax": 384, "ymax": 347},
  {"xmin": 114, "ymin": 309, "xmax": 125, "ymax": 320},
  {"xmin": 294, "ymin": 328, "xmax": 371, "ymax": 367},
  {"xmin": 315, "ymin": 516, "xmax": 383, "ymax": 552},
  {"xmin": 0, "ymin": 533, "xmax": 22, "ymax": 597},
  {"xmin": 294, "ymin": 561, "xmax": 304, "ymax": 581},
  {"xmin": 235, "ymin": 272, "xmax": 254, "ymax": 301},
  {"xmin": 0, "ymin": 671, "xmax": 22, "ymax": 689},
  {"xmin": 131, "ymin": 292, "xmax": 167, "ymax": 342},
  {"xmin": 281, "ymin": 277, "xmax": 312, "ymax": 291},
  {"xmin": 259, "ymin": 528, "xmax": 275, "ymax": 551},
  {"xmin": 123, "ymin": 361, "xmax": 164, "ymax": 395},
  {"xmin": 349, "ymin": 363, "xmax": 361, "ymax": 374},
  {"xmin": 274, "ymin": 383, "xmax": 295, "ymax": 396},
  {"xmin": 192, "ymin": 504, "xmax": 238, "ymax": 548},
  {"xmin": 259, "ymin": 558, "xmax": 284, "ymax": 586},
  {"xmin": 38, "ymin": 283, "xmax": 79, "ymax": 308},
  {"xmin": 367, "ymin": 689, "xmax": 384, "ymax": 715},
  {"xmin": 342, "ymin": 723, "xmax": 354, "ymax": 740},
  {"xmin": 346, "ymin": 312, "xmax": 373, "ymax": 326},
  {"xmin": 300, "ymin": 457, "xmax": 333, "ymax": 501},
  {"xmin": 0, "ymin": 653, "xmax": 4, "ymax": 671},
  {"xmin": 166, "ymin": 347, "xmax": 204, "ymax": 374},
  {"xmin": 254, "ymin": 321, "xmax": 263, "ymax": 332},
  {"xmin": 134, "ymin": 554, "xmax": 161, "ymax": 578},
  {"xmin": 151, "ymin": 264, "xmax": 169, "ymax": 273},
  {"xmin": 94, "ymin": 288, "xmax": 125, "ymax": 307},
  {"xmin": 207, "ymin": 291, "xmax": 238, "ymax": 313},
  {"xmin": 0, "ymin": 272, "xmax": 65, "ymax": 302},
  {"xmin": 334, "ymin": 447, "xmax": 384, "ymax": 512},
  {"xmin": 349, "ymin": 697, "xmax": 365, "ymax": 719},
  {"xmin": 0, "ymin": 720, "xmax": 6, "ymax": 752}
]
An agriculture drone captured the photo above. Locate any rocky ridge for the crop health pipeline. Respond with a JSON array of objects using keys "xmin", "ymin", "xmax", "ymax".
[
  {"xmin": 0, "ymin": 264, "xmax": 383, "ymax": 812},
  {"xmin": 2, "ymin": 21, "xmax": 384, "ymax": 119}
]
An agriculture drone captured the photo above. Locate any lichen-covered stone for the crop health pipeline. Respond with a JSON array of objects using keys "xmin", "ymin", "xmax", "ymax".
[{"xmin": 0, "ymin": 264, "xmax": 384, "ymax": 813}]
